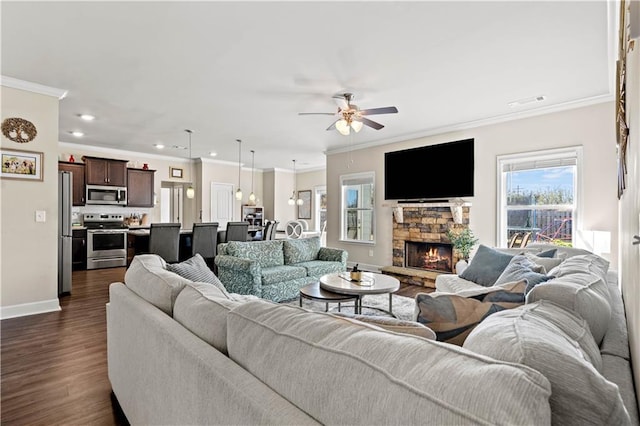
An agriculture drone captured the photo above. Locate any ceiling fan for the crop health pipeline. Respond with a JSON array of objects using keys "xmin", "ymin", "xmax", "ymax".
[{"xmin": 298, "ymin": 93, "xmax": 398, "ymax": 135}]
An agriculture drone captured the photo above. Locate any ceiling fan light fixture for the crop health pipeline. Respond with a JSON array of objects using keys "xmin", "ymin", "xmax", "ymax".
[
  {"xmin": 335, "ymin": 119, "xmax": 350, "ymax": 135},
  {"xmin": 351, "ymin": 120, "xmax": 363, "ymax": 133}
]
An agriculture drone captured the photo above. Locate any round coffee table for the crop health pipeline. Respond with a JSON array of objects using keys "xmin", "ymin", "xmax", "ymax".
[
  {"xmin": 319, "ymin": 272, "xmax": 400, "ymax": 316},
  {"xmin": 299, "ymin": 282, "xmax": 359, "ymax": 312}
]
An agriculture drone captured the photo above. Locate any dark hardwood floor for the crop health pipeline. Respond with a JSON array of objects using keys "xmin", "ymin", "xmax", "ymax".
[
  {"xmin": 1, "ymin": 267, "xmax": 128, "ymax": 425},
  {"xmin": 1, "ymin": 266, "xmax": 428, "ymax": 425}
]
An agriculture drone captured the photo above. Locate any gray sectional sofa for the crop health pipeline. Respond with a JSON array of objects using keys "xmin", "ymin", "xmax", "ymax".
[
  {"xmin": 215, "ymin": 236, "xmax": 346, "ymax": 302},
  {"xmin": 431, "ymin": 243, "xmax": 638, "ymax": 425},
  {"xmin": 109, "ymin": 254, "xmax": 553, "ymax": 425}
]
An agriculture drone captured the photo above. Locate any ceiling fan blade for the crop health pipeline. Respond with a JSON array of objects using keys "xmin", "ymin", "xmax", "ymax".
[
  {"xmin": 359, "ymin": 106, "xmax": 398, "ymax": 116},
  {"xmin": 298, "ymin": 112, "xmax": 336, "ymax": 116},
  {"xmin": 326, "ymin": 120, "xmax": 339, "ymax": 131},
  {"xmin": 360, "ymin": 117, "xmax": 384, "ymax": 130}
]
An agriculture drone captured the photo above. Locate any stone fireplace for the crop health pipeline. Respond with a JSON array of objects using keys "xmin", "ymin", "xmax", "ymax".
[
  {"xmin": 381, "ymin": 203, "xmax": 470, "ymax": 288},
  {"xmin": 405, "ymin": 241, "xmax": 453, "ymax": 273}
]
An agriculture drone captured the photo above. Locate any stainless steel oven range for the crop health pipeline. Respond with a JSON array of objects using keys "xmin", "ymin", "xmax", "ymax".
[{"xmin": 84, "ymin": 213, "xmax": 128, "ymax": 269}]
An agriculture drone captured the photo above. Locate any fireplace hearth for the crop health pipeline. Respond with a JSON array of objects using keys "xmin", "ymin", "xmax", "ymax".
[{"xmin": 405, "ymin": 241, "xmax": 453, "ymax": 273}]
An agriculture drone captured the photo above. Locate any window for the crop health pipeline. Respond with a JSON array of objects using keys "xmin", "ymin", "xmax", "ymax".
[
  {"xmin": 497, "ymin": 147, "xmax": 582, "ymax": 247},
  {"xmin": 340, "ymin": 172, "xmax": 375, "ymax": 243}
]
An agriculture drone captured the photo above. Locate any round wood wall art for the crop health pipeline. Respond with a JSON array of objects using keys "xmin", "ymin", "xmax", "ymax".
[{"xmin": 1, "ymin": 117, "xmax": 38, "ymax": 143}]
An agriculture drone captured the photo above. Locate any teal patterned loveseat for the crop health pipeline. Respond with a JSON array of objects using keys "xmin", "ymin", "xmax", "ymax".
[{"xmin": 215, "ymin": 236, "xmax": 347, "ymax": 302}]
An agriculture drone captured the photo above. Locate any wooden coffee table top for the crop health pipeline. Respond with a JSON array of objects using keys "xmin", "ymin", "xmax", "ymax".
[{"xmin": 319, "ymin": 272, "xmax": 400, "ymax": 296}]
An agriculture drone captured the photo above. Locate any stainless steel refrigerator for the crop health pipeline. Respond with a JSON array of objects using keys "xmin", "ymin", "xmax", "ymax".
[{"xmin": 58, "ymin": 171, "xmax": 72, "ymax": 295}]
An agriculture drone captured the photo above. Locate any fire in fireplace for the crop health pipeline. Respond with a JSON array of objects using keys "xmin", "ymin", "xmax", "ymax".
[{"xmin": 405, "ymin": 241, "xmax": 453, "ymax": 272}]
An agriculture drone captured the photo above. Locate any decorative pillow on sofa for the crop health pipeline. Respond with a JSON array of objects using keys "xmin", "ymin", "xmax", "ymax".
[
  {"xmin": 524, "ymin": 252, "xmax": 563, "ymax": 272},
  {"xmin": 283, "ymin": 236, "xmax": 321, "ymax": 264},
  {"xmin": 459, "ymin": 245, "xmax": 514, "ymax": 287},
  {"xmin": 536, "ymin": 248, "xmax": 558, "ymax": 258},
  {"xmin": 463, "ymin": 301, "xmax": 630, "ymax": 425},
  {"xmin": 494, "ymin": 255, "xmax": 553, "ymax": 294},
  {"xmin": 414, "ymin": 280, "xmax": 527, "ymax": 345},
  {"xmin": 166, "ymin": 254, "xmax": 230, "ymax": 297}
]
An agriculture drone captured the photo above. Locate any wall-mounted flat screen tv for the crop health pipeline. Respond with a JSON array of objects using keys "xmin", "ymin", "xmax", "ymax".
[{"xmin": 384, "ymin": 138, "xmax": 474, "ymax": 201}]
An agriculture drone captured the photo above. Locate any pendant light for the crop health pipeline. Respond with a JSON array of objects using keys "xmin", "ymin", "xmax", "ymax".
[
  {"xmin": 185, "ymin": 129, "xmax": 195, "ymax": 199},
  {"xmin": 235, "ymin": 139, "xmax": 243, "ymax": 201},
  {"xmin": 288, "ymin": 159, "xmax": 303, "ymax": 206},
  {"xmin": 248, "ymin": 150, "xmax": 256, "ymax": 205}
]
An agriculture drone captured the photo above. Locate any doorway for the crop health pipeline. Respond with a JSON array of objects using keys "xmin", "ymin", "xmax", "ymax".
[
  {"xmin": 211, "ymin": 182, "xmax": 234, "ymax": 229},
  {"xmin": 160, "ymin": 183, "xmax": 184, "ymax": 225}
]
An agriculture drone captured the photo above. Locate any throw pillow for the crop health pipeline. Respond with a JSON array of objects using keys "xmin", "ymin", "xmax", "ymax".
[
  {"xmin": 463, "ymin": 301, "xmax": 629, "ymax": 425},
  {"xmin": 536, "ymin": 248, "xmax": 558, "ymax": 258},
  {"xmin": 414, "ymin": 280, "xmax": 526, "ymax": 346},
  {"xmin": 459, "ymin": 245, "xmax": 514, "ymax": 287},
  {"xmin": 283, "ymin": 236, "xmax": 321, "ymax": 264},
  {"xmin": 166, "ymin": 254, "xmax": 230, "ymax": 298},
  {"xmin": 524, "ymin": 252, "xmax": 563, "ymax": 273},
  {"xmin": 494, "ymin": 255, "xmax": 553, "ymax": 294}
]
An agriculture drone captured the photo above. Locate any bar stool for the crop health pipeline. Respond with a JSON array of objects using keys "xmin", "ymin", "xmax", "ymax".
[
  {"xmin": 149, "ymin": 223, "xmax": 181, "ymax": 263},
  {"xmin": 268, "ymin": 220, "xmax": 279, "ymax": 240},
  {"xmin": 261, "ymin": 221, "xmax": 274, "ymax": 241},
  {"xmin": 225, "ymin": 222, "xmax": 250, "ymax": 242},
  {"xmin": 192, "ymin": 222, "xmax": 219, "ymax": 270}
]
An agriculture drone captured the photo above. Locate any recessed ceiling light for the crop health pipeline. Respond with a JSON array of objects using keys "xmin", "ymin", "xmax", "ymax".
[
  {"xmin": 209, "ymin": 152, "xmax": 217, "ymax": 157},
  {"xmin": 154, "ymin": 143, "xmax": 165, "ymax": 149},
  {"xmin": 79, "ymin": 114, "xmax": 95, "ymax": 121},
  {"xmin": 71, "ymin": 131, "xmax": 84, "ymax": 137},
  {"xmin": 507, "ymin": 95, "xmax": 546, "ymax": 108}
]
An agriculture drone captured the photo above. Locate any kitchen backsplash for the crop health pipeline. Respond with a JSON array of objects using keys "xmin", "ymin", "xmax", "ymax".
[{"xmin": 73, "ymin": 205, "xmax": 154, "ymax": 225}]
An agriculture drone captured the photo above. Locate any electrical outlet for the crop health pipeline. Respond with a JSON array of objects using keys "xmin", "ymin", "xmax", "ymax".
[
  {"xmin": 369, "ymin": 249, "xmax": 374, "ymax": 257},
  {"xmin": 35, "ymin": 210, "xmax": 46, "ymax": 222}
]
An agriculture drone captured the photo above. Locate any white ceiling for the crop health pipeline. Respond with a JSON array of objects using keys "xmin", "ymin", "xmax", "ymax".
[{"xmin": 1, "ymin": 1, "xmax": 613, "ymax": 170}]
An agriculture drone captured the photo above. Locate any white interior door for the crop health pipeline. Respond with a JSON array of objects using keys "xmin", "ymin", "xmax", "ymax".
[{"xmin": 211, "ymin": 182, "xmax": 234, "ymax": 229}]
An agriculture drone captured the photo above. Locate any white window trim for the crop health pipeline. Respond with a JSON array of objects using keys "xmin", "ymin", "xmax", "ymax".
[
  {"xmin": 339, "ymin": 171, "xmax": 376, "ymax": 245},
  {"xmin": 314, "ymin": 185, "xmax": 326, "ymax": 232},
  {"xmin": 496, "ymin": 146, "xmax": 583, "ymax": 247}
]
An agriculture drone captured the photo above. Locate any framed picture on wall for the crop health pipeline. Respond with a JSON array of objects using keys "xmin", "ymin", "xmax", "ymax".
[
  {"xmin": 1, "ymin": 148, "xmax": 43, "ymax": 181},
  {"xmin": 170, "ymin": 167, "xmax": 183, "ymax": 178},
  {"xmin": 298, "ymin": 190, "xmax": 312, "ymax": 219}
]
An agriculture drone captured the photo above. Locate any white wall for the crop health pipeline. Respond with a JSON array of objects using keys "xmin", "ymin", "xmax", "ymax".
[
  {"xmin": 262, "ymin": 168, "xmax": 296, "ymax": 230},
  {"xmin": 326, "ymin": 102, "xmax": 618, "ymax": 268},
  {"xmin": 1, "ymin": 86, "xmax": 61, "ymax": 317},
  {"xmin": 296, "ymin": 168, "xmax": 326, "ymax": 231},
  {"xmin": 618, "ymin": 38, "xmax": 640, "ymax": 410}
]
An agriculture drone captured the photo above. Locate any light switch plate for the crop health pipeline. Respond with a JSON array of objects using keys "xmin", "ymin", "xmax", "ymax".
[{"xmin": 35, "ymin": 210, "xmax": 46, "ymax": 222}]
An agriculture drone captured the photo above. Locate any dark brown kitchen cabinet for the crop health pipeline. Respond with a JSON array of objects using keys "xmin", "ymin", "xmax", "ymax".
[
  {"xmin": 58, "ymin": 162, "xmax": 86, "ymax": 205},
  {"xmin": 127, "ymin": 168, "xmax": 155, "ymax": 207},
  {"xmin": 84, "ymin": 156, "xmax": 128, "ymax": 186},
  {"xmin": 72, "ymin": 228, "xmax": 87, "ymax": 270}
]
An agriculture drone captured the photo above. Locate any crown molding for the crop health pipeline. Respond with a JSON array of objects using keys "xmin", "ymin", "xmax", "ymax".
[
  {"xmin": 297, "ymin": 165, "xmax": 326, "ymax": 173},
  {"xmin": 59, "ymin": 141, "xmax": 191, "ymax": 163},
  {"xmin": 325, "ymin": 94, "xmax": 614, "ymax": 156},
  {"xmin": 1, "ymin": 76, "xmax": 68, "ymax": 99}
]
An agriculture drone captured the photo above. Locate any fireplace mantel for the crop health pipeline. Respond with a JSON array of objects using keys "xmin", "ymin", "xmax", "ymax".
[{"xmin": 383, "ymin": 202, "xmax": 472, "ymax": 224}]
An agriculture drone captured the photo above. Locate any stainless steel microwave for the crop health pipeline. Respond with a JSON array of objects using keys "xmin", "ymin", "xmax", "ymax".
[{"xmin": 86, "ymin": 185, "xmax": 127, "ymax": 205}]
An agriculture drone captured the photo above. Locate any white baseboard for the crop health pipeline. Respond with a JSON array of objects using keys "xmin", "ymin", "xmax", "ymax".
[{"xmin": 0, "ymin": 299, "xmax": 61, "ymax": 320}]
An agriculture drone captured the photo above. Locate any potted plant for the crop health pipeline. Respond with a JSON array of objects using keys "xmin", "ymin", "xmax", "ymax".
[{"xmin": 446, "ymin": 227, "xmax": 478, "ymax": 274}]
